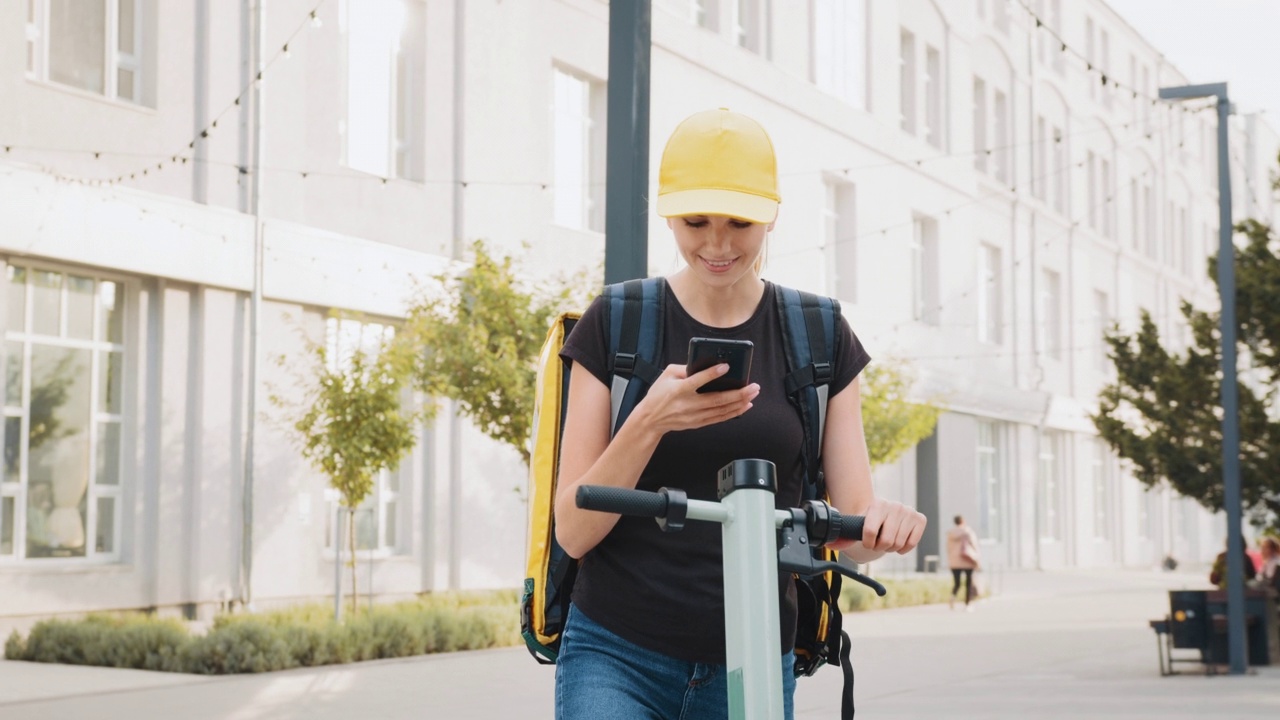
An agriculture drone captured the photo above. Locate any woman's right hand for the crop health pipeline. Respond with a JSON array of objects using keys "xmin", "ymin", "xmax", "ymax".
[{"xmin": 634, "ymin": 363, "xmax": 760, "ymax": 434}]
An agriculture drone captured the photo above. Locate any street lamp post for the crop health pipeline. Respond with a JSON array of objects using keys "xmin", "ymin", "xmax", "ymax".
[
  {"xmin": 604, "ymin": 0, "xmax": 652, "ymax": 285},
  {"xmin": 1158, "ymin": 82, "xmax": 1245, "ymax": 675}
]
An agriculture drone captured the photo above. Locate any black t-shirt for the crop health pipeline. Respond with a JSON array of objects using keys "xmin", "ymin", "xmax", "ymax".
[{"xmin": 559, "ymin": 281, "xmax": 870, "ymax": 664}]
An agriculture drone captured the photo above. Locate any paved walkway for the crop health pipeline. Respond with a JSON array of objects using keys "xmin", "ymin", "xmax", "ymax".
[{"xmin": 1, "ymin": 568, "xmax": 1276, "ymax": 719}]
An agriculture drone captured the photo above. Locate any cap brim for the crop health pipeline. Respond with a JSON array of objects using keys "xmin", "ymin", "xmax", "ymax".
[{"xmin": 657, "ymin": 188, "xmax": 778, "ymax": 224}]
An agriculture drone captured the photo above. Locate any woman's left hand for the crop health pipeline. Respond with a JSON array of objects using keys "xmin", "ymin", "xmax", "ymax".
[{"xmin": 831, "ymin": 498, "xmax": 927, "ymax": 557}]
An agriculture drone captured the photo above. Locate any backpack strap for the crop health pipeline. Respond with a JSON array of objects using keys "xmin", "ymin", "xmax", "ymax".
[
  {"xmin": 605, "ymin": 277, "xmax": 666, "ymax": 436},
  {"xmin": 775, "ymin": 285, "xmax": 839, "ymax": 497}
]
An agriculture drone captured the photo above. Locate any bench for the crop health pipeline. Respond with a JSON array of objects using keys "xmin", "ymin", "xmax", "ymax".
[{"xmin": 1149, "ymin": 588, "xmax": 1279, "ymax": 675}]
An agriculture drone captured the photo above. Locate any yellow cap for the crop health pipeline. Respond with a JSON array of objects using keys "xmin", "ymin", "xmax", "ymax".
[{"xmin": 657, "ymin": 108, "xmax": 780, "ymax": 224}]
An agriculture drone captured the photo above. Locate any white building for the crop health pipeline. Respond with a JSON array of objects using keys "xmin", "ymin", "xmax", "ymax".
[{"xmin": 1, "ymin": 0, "xmax": 1276, "ymax": 626}]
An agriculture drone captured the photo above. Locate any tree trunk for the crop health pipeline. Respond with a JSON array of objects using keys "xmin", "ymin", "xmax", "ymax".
[{"xmin": 349, "ymin": 508, "xmax": 358, "ymax": 616}]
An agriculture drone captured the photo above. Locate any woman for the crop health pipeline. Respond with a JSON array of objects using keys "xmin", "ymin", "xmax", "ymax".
[
  {"xmin": 552, "ymin": 108, "xmax": 928, "ymax": 719},
  {"xmin": 1258, "ymin": 537, "xmax": 1280, "ymax": 592},
  {"xmin": 946, "ymin": 515, "xmax": 981, "ymax": 610}
]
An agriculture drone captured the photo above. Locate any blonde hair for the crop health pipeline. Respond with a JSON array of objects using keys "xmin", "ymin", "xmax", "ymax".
[{"xmin": 752, "ymin": 233, "xmax": 769, "ymax": 276}]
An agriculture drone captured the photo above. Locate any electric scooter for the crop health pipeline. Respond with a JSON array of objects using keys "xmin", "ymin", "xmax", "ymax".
[{"xmin": 576, "ymin": 458, "xmax": 887, "ymax": 720}]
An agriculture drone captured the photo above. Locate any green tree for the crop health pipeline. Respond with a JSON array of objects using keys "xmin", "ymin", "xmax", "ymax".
[
  {"xmin": 402, "ymin": 240, "xmax": 591, "ymax": 467},
  {"xmin": 1093, "ymin": 218, "xmax": 1280, "ymax": 527},
  {"xmin": 860, "ymin": 361, "xmax": 942, "ymax": 468},
  {"xmin": 271, "ymin": 316, "xmax": 421, "ymax": 616}
]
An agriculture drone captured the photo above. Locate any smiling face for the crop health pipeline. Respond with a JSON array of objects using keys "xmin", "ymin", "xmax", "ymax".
[{"xmin": 668, "ymin": 214, "xmax": 773, "ymax": 289}]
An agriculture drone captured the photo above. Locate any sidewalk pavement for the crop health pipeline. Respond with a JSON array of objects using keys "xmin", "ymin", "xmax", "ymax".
[{"xmin": 2, "ymin": 567, "xmax": 1277, "ymax": 719}]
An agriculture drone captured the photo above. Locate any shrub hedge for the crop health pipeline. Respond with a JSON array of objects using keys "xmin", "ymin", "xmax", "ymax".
[
  {"xmin": 840, "ymin": 576, "xmax": 968, "ymax": 612},
  {"xmin": 4, "ymin": 591, "xmax": 520, "ymax": 675},
  {"xmin": 4, "ymin": 582, "xmax": 959, "ymax": 675}
]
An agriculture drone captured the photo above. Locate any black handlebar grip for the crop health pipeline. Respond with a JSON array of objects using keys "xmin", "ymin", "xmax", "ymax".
[
  {"xmin": 575, "ymin": 485, "xmax": 668, "ymax": 518},
  {"xmin": 832, "ymin": 513, "xmax": 866, "ymax": 542}
]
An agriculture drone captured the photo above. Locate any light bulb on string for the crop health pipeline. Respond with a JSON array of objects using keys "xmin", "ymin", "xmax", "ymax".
[{"xmin": 310, "ymin": 10, "xmax": 322, "ymax": 28}]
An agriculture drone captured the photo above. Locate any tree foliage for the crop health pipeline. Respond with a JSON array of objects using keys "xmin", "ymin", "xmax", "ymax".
[
  {"xmin": 271, "ymin": 319, "xmax": 421, "ymax": 612},
  {"xmin": 1093, "ymin": 219, "xmax": 1280, "ymax": 527},
  {"xmin": 860, "ymin": 361, "xmax": 942, "ymax": 468},
  {"xmin": 403, "ymin": 240, "xmax": 591, "ymax": 466}
]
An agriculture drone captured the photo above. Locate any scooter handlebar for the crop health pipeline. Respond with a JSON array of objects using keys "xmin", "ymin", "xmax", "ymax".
[
  {"xmin": 832, "ymin": 513, "xmax": 866, "ymax": 544},
  {"xmin": 576, "ymin": 485, "xmax": 667, "ymax": 518}
]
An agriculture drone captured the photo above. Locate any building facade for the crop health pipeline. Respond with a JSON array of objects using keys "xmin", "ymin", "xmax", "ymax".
[{"xmin": 1, "ymin": 0, "xmax": 1276, "ymax": 625}]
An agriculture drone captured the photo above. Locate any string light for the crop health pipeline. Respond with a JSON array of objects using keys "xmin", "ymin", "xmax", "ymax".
[{"xmin": 16, "ymin": 0, "xmax": 332, "ymax": 188}]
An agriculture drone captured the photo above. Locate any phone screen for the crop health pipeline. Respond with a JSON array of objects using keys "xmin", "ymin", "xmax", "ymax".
[{"xmin": 687, "ymin": 338, "xmax": 754, "ymax": 394}]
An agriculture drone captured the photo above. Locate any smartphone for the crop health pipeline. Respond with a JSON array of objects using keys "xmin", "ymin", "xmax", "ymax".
[{"xmin": 687, "ymin": 338, "xmax": 754, "ymax": 394}]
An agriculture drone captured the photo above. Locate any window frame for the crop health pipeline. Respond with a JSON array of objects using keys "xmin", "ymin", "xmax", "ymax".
[
  {"xmin": 1091, "ymin": 438, "xmax": 1111, "ymax": 540},
  {"xmin": 823, "ymin": 178, "xmax": 857, "ymax": 303},
  {"xmin": 812, "ymin": 0, "xmax": 867, "ymax": 109},
  {"xmin": 976, "ymin": 420, "xmax": 1004, "ymax": 542},
  {"xmin": 1038, "ymin": 431, "xmax": 1062, "ymax": 541},
  {"xmin": 911, "ymin": 214, "xmax": 940, "ymax": 325},
  {"xmin": 1040, "ymin": 268, "xmax": 1062, "ymax": 360},
  {"xmin": 551, "ymin": 66, "xmax": 607, "ymax": 233},
  {"xmin": 26, "ymin": 0, "xmax": 147, "ymax": 106},
  {"xmin": 899, "ymin": 29, "xmax": 917, "ymax": 135},
  {"xmin": 320, "ymin": 315, "xmax": 407, "ymax": 559},
  {"xmin": 344, "ymin": 0, "xmax": 426, "ymax": 181},
  {"xmin": 0, "ymin": 261, "xmax": 130, "ymax": 565},
  {"xmin": 977, "ymin": 243, "xmax": 1002, "ymax": 345}
]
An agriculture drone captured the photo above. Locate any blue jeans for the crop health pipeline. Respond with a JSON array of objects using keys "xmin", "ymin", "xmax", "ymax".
[{"xmin": 555, "ymin": 604, "xmax": 796, "ymax": 720}]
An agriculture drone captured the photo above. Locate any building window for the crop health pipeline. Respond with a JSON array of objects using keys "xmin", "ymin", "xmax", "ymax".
[
  {"xmin": 813, "ymin": 0, "xmax": 866, "ymax": 109},
  {"xmin": 1100, "ymin": 28, "xmax": 1112, "ymax": 109},
  {"xmin": 2, "ymin": 265, "xmax": 126, "ymax": 561},
  {"xmin": 1087, "ymin": 151, "xmax": 1098, "ymax": 231},
  {"xmin": 976, "ymin": 420, "xmax": 1003, "ymax": 541},
  {"xmin": 911, "ymin": 214, "xmax": 940, "ymax": 325},
  {"xmin": 733, "ymin": 0, "xmax": 763, "ymax": 54},
  {"xmin": 1033, "ymin": 116, "xmax": 1048, "ymax": 200},
  {"xmin": 1100, "ymin": 158, "xmax": 1113, "ymax": 238},
  {"xmin": 973, "ymin": 78, "xmax": 987, "ymax": 173},
  {"xmin": 1094, "ymin": 290, "xmax": 1110, "ymax": 372},
  {"xmin": 25, "ymin": 0, "xmax": 39, "ymax": 76},
  {"xmin": 1091, "ymin": 439, "xmax": 1110, "ymax": 540},
  {"xmin": 657, "ymin": 0, "xmax": 718, "ymax": 28},
  {"xmin": 978, "ymin": 244, "xmax": 1002, "ymax": 344},
  {"xmin": 1180, "ymin": 206, "xmax": 1191, "ymax": 276},
  {"xmin": 899, "ymin": 30, "xmax": 916, "ymax": 135},
  {"xmin": 823, "ymin": 180, "xmax": 858, "ymax": 303},
  {"xmin": 1129, "ymin": 178, "xmax": 1140, "ymax": 250},
  {"xmin": 1034, "ymin": 0, "xmax": 1064, "ymax": 71},
  {"xmin": 1152, "ymin": 181, "xmax": 1162, "ymax": 257},
  {"xmin": 1129, "ymin": 54, "xmax": 1139, "ymax": 123},
  {"xmin": 1085, "ymin": 17, "xmax": 1096, "ymax": 101},
  {"xmin": 1051, "ymin": 126, "xmax": 1066, "ymax": 213},
  {"xmin": 552, "ymin": 67, "xmax": 606, "ymax": 232},
  {"xmin": 1138, "ymin": 486, "xmax": 1157, "ymax": 540},
  {"xmin": 992, "ymin": 89, "xmax": 1008, "ymax": 183},
  {"xmin": 27, "ymin": 0, "xmax": 147, "ymax": 105},
  {"xmin": 696, "ymin": 0, "xmax": 719, "ymax": 29},
  {"xmin": 924, "ymin": 45, "xmax": 942, "ymax": 148},
  {"xmin": 1040, "ymin": 269, "xmax": 1061, "ymax": 360},
  {"xmin": 992, "ymin": 0, "xmax": 1009, "ymax": 34},
  {"xmin": 322, "ymin": 317, "xmax": 403, "ymax": 555},
  {"xmin": 345, "ymin": 0, "xmax": 426, "ymax": 181},
  {"xmin": 1038, "ymin": 431, "xmax": 1061, "ymax": 541},
  {"xmin": 1141, "ymin": 64, "xmax": 1152, "ymax": 132},
  {"xmin": 1049, "ymin": 0, "xmax": 1063, "ymax": 73}
]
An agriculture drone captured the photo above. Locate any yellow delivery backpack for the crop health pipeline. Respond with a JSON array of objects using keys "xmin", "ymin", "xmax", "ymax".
[{"xmin": 520, "ymin": 278, "xmax": 850, "ymax": 684}]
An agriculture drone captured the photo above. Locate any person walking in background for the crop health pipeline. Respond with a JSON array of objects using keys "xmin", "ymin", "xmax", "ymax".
[
  {"xmin": 1258, "ymin": 537, "xmax": 1280, "ymax": 593},
  {"xmin": 946, "ymin": 515, "xmax": 981, "ymax": 610}
]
